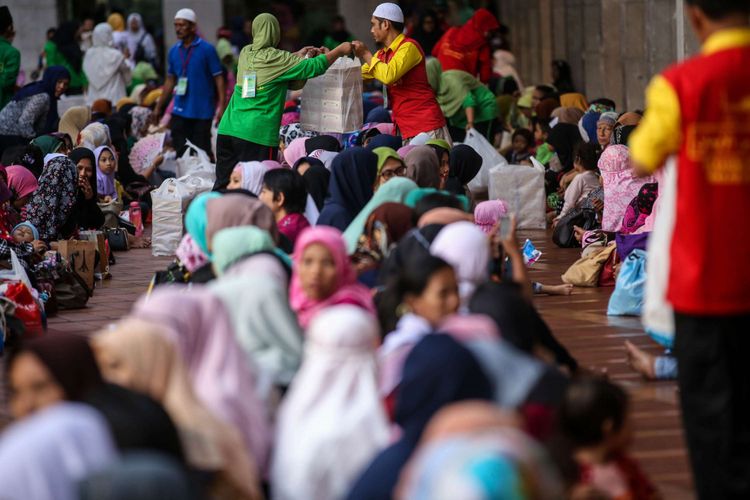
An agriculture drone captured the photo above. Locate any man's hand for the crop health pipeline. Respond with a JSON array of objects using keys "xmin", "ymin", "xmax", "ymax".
[{"xmin": 352, "ymin": 41, "xmax": 369, "ymax": 60}]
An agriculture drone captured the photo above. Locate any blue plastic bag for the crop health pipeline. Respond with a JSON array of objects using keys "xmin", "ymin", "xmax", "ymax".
[{"xmin": 607, "ymin": 249, "xmax": 647, "ymax": 316}]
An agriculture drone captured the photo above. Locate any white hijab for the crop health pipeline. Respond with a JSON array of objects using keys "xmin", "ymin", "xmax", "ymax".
[
  {"xmin": 125, "ymin": 13, "xmax": 157, "ymax": 63},
  {"xmin": 237, "ymin": 161, "xmax": 271, "ymax": 195},
  {"xmin": 0, "ymin": 403, "xmax": 118, "ymax": 500},
  {"xmin": 83, "ymin": 24, "xmax": 126, "ymax": 90},
  {"xmin": 272, "ymin": 305, "xmax": 390, "ymax": 500}
]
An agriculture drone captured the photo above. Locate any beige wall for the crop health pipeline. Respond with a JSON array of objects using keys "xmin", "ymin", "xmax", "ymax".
[
  {"xmin": 6, "ymin": 0, "xmax": 59, "ymax": 80},
  {"xmin": 162, "ymin": 0, "xmax": 224, "ymax": 48},
  {"xmin": 499, "ymin": 0, "xmax": 700, "ymax": 110}
]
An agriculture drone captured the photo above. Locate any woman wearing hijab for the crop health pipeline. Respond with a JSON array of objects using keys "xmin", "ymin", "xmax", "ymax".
[
  {"xmin": 6, "ymin": 334, "xmax": 185, "ymax": 460},
  {"xmin": 405, "ymin": 145, "xmax": 441, "ymax": 189},
  {"xmin": 58, "ymin": 106, "xmax": 92, "ymax": 144},
  {"xmin": 560, "ymin": 92, "xmax": 589, "ymax": 112},
  {"xmin": 579, "ymin": 110, "xmax": 601, "ymax": 144},
  {"xmin": 44, "ymin": 21, "xmax": 87, "ymax": 94},
  {"xmin": 273, "ymin": 306, "xmax": 389, "ymax": 500},
  {"xmin": 343, "ymin": 177, "xmax": 418, "ymax": 253},
  {"xmin": 215, "ymin": 13, "xmax": 354, "ymax": 189},
  {"xmin": 24, "ymin": 155, "xmax": 77, "ymax": 240},
  {"xmin": 107, "ymin": 13, "xmax": 127, "ymax": 49},
  {"xmin": 64, "ymin": 147, "xmax": 105, "ymax": 234},
  {"xmin": 5, "ymin": 165, "xmax": 38, "ymax": 209},
  {"xmin": 78, "ymin": 122, "xmax": 111, "ymax": 149},
  {"xmin": 0, "ymin": 67, "xmax": 70, "ymax": 151},
  {"xmin": 347, "ymin": 334, "xmax": 493, "ymax": 500},
  {"xmin": 297, "ymin": 159, "xmax": 329, "ymax": 210},
  {"xmin": 228, "ymin": 161, "xmax": 272, "ymax": 195},
  {"xmin": 365, "ymin": 133, "xmax": 402, "ymax": 152},
  {"xmin": 0, "ymin": 403, "xmax": 118, "ymax": 500},
  {"xmin": 445, "ymin": 144, "xmax": 482, "ymax": 196},
  {"xmin": 93, "ymin": 319, "xmax": 263, "ymax": 500},
  {"xmin": 125, "ymin": 14, "xmax": 157, "ymax": 65},
  {"xmin": 552, "ymin": 60, "xmax": 576, "ymax": 93},
  {"xmin": 551, "ymin": 106, "xmax": 585, "ymax": 126},
  {"xmin": 94, "ymin": 145, "xmax": 118, "ymax": 203},
  {"xmin": 1, "ymin": 144, "xmax": 44, "ymax": 179},
  {"xmin": 425, "ymin": 58, "xmax": 498, "ymax": 143},
  {"xmin": 599, "ymin": 144, "xmax": 655, "ymax": 232},
  {"xmin": 547, "ymin": 122, "xmax": 582, "ymax": 174},
  {"xmin": 432, "ymin": 8, "xmax": 499, "ymax": 84},
  {"xmin": 290, "ymin": 226, "xmax": 376, "ymax": 330},
  {"xmin": 205, "ymin": 193, "xmax": 280, "ymax": 253},
  {"xmin": 132, "ymin": 286, "xmax": 271, "ymax": 473},
  {"xmin": 210, "ymin": 226, "xmax": 302, "ymax": 403},
  {"xmin": 412, "ymin": 10, "xmax": 443, "ymax": 56},
  {"xmin": 317, "ymin": 147, "xmax": 378, "ymax": 231},
  {"xmin": 83, "ymin": 23, "xmax": 132, "ymax": 106},
  {"xmin": 352, "ymin": 202, "xmax": 415, "ymax": 284},
  {"xmin": 304, "ymin": 135, "xmax": 341, "ymax": 155}
]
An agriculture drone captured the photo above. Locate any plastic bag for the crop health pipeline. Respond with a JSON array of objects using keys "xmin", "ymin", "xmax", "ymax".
[
  {"xmin": 0, "ymin": 249, "xmax": 32, "ymax": 290},
  {"xmin": 151, "ymin": 175, "xmax": 213, "ymax": 256},
  {"xmin": 489, "ymin": 161, "xmax": 546, "ymax": 229},
  {"xmin": 607, "ymin": 249, "xmax": 647, "ymax": 316},
  {"xmin": 2, "ymin": 282, "xmax": 43, "ymax": 337},
  {"xmin": 463, "ymin": 128, "xmax": 508, "ymax": 193},
  {"xmin": 301, "ymin": 57, "xmax": 363, "ymax": 133},
  {"xmin": 176, "ymin": 139, "xmax": 216, "ymax": 181}
]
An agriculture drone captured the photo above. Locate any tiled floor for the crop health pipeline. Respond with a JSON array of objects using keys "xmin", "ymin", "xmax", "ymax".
[{"xmin": 1, "ymin": 230, "xmax": 694, "ymax": 497}]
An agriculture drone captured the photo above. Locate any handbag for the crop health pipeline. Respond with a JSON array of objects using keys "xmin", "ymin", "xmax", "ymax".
[
  {"xmin": 105, "ymin": 227, "xmax": 130, "ymax": 252},
  {"xmin": 54, "ymin": 264, "xmax": 92, "ymax": 310},
  {"xmin": 553, "ymin": 207, "xmax": 598, "ymax": 248}
]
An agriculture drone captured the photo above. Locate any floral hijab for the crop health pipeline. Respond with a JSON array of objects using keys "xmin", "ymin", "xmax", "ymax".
[{"xmin": 25, "ymin": 156, "xmax": 77, "ymax": 240}]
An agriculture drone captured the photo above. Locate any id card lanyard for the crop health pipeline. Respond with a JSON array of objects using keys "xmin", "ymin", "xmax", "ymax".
[
  {"xmin": 242, "ymin": 51, "xmax": 258, "ymax": 98},
  {"xmin": 176, "ymin": 44, "xmax": 194, "ymax": 96}
]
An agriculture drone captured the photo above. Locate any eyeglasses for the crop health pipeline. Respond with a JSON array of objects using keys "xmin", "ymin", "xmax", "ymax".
[{"xmin": 381, "ymin": 166, "xmax": 407, "ymax": 180}]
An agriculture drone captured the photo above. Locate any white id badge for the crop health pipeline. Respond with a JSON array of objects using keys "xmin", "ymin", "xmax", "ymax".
[
  {"xmin": 242, "ymin": 72, "xmax": 257, "ymax": 98},
  {"xmin": 176, "ymin": 77, "xmax": 188, "ymax": 96}
]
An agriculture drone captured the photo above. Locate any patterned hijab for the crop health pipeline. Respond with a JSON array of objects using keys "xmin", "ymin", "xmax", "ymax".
[{"xmin": 25, "ymin": 156, "xmax": 77, "ymax": 240}]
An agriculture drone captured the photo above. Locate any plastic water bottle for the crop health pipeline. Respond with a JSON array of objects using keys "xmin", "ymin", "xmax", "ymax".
[{"xmin": 129, "ymin": 202, "xmax": 143, "ymax": 237}]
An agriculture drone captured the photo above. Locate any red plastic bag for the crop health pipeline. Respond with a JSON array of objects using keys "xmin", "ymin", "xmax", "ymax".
[{"xmin": 3, "ymin": 282, "xmax": 43, "ymax": 337}]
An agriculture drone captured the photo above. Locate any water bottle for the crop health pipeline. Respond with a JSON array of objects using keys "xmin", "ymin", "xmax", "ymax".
[{"xmin": 129, "ymin": 202, "xmax": 143, "ymax": 237}]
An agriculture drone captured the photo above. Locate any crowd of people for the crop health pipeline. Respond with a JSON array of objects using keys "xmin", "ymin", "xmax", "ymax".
[{"xmin": 0, "ymin": 0, "xmax": 748, "ymax": 498}]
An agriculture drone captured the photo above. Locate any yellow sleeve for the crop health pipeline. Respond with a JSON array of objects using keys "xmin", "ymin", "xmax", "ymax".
[
  {"xmin": 628, "ymin": 75, "xmax": 682, "ymax": 173},
  {"xmin": 361, "ymin": 42, "xmax": 423, "ymax": 86}
]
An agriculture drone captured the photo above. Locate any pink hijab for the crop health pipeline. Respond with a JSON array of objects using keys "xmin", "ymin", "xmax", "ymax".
[
  {"xmin": 599, "ymin": 145, "xmax": 655, "ymax": 232},
  {"xmin": 5, "ymin": 165, "xmax": 39, "ymax": 199},
  {"xmin": 133, "ymin": 286, "xmax": 271, "ymax": 472},
  {"xmin": 283, "ymin": 137, "xmax": 308, "ymax": 167},
  {"xmin": 473, "ymin": 200, "xmax": 509, "ymax": 234},
  {"xmin": 289, "ymin": 226, "xmax": 376, "ymax": 330}
]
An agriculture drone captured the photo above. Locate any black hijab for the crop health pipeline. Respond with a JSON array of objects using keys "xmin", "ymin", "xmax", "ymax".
[
  {"xmin": 445, "ymin": 144, "xmax": 482, "ymax": 195},
  {"xmin": 102, "ymin": 116, "xmax": 146, "ymax": 185},
  {"xmin": 304, "ymin": 135, "xmax": 341, "ymax": 155},
  {"xmin": 64, "ymin": 147, "xmax": 104, "ymax": 233},
  {"xmin": 366, "ymin": 134, "xmax": 402, "ymax": 151},
  {"xmin": 1, "ymin": 145, "xmax": 44, "ymax": 179},
  {"xmin": 298, "ymin": 159, "xmax": 330, "ymax": 211},
  {"xmin": 547, "ymin": 123, "xmax": 582, "ymax": 172},
  {"xmin": 317, "ymin": 147, "xmax": 377, "ymax": 231},
  {"xmin": 52, "ymin": 21, "xmax": 83, "ymax": 72}
]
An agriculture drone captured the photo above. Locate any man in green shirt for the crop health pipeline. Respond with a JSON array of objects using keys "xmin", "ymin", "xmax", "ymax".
[
  {"xmin": 0, "ymin": 6, "xmax": 20, "ymax": 109},
  {"xmin": 215, "ymin": 13, "xmax": 354, "ymax": 189}
]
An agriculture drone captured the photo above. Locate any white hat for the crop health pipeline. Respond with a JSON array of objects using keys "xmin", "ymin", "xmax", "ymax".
[
  {"xmin": 372, "ymin": 3, "xmax": 404, "ymax": 23},
  {"xmin": 174, "ymin": 8, "xmax": 196, "ymax": 23}
]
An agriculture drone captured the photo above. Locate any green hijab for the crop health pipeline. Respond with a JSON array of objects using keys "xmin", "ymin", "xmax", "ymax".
[
  {"xmin": 404, "ymin": 187, "xmax": 471, "ymax": 212},
  {"xmin": 212, "ymin": 225, "xmax": 277, "ymax": 275},
  {"xmin": 372, "ymin": 147, "xmax": 403, "ymax": 176},
  {"xmin": 343, "ymin": 177, "xmax": 418, "ymax": 253},
  {"xmin": 238, "ymin": 13, "xmax": 304, "ymax": 87},
  {"xmin": 425, "ymin": 138, "xmax": 452, "ymax": 152},
  {"xmin": 30, "ymin": 135, "xmax": 63, "ymax": 156},
  {"xmin": 425, "ymin": 58, "xmax": 480, "ymax": 118}
]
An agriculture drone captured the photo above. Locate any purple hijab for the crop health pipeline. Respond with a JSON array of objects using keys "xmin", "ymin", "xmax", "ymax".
[{"xmin": 93, "ymin": 146, "xmax": 117, "ymax": 198}]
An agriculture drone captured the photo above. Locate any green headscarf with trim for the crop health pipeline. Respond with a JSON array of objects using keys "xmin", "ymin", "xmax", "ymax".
[
  {"xmin": 237, "ymin": 13, "xmax": 305, "ymax": 88},
  {"xmin": 372, "ymin": 147, "xmax": 403, "ymax": 176},
  {"xmin": 425, "ymin": 138, "xmax": 452, "ymax": 152},
  {"xmin": 425, "ymin": 58, "xmax": 481, "ymax": 118},
  {"xmin": 212, "ymin": 225, "xmax": 282, "ymax": 275},
  {"xmin": 30, "ymin": 135, "xmax": 63, "ymax": 156}
]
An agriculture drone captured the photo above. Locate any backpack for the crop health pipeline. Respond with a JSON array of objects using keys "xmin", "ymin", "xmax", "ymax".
[{"xmin": 553, "ymin": 207, "xmax": 598, "ymax": 248}]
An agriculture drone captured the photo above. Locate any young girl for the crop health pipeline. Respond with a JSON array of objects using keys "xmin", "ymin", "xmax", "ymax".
[
  {"xmin": 94, "ymin": 145, "xmax": 118, "ymax": 203},
  {"xmin": 555, "ymin": 142, "xmax": 602, "ymax": 222},
  {"xmin": 559, "ymin": 378, "xmax": 658, "ymax": 500},
  {"xmin": 259, "ymin": 169, "xmax": 310, "ymax": 246}
]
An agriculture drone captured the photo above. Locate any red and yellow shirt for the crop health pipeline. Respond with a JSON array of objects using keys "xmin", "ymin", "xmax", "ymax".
[
  {"xmin": 630, "ymin": 27, "xmax": 750, "ymax": 315},
  {"xmin": 362, "ymin": 34, "xmax": 445, "ymax": 139}
]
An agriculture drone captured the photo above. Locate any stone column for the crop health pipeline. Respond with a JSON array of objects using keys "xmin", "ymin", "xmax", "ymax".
[
  {"xmin": 339, "ymin": 0, "xmax": 386, "ymax": 50},
  {"xmin": 8, "ymin": 0, "xmax": 58, "ymax": 80},
  {"xmin": 162, "ymin": 0, "xmax": 224, "ymax": 49}
]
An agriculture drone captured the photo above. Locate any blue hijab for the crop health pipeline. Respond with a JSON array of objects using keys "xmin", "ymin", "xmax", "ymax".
[
  {"xmin": 13, "ymin": 66, "xmax": 71, "ymax": 134},
  {"xmin": 365, "ymin": 106, "xmax": 392, "ymax": 124},
  {"xmin": 579, "ymin": 110, "xmax": 601, "ymax": 144},
  {"xmin": 317, "ymin": 147, "xmax": 377, "ymax": 232},
  {"xmin": 347, "ymin": 334, "xmax": 493, "ymax": 499},
  {"xmin": 366, "ymin": 134, "xmax": 402, "ymax": 152},
  {"xmin": 184, "ymin": 192, "xmax": 222, "ymax": 255}
]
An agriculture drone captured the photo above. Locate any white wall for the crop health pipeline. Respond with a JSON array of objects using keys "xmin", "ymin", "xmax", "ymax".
[{"xmin": 5, "ymin": 0, "xmax": 58, "ymax": 81}]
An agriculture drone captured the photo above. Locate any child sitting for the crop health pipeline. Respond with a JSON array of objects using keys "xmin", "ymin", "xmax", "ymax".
[
  {"xmin": 532, "ymin": 118, "xmax": 554, "ymax": 166},
  {"xmin": 502, "ymin": 128, "xmax": 535, "ymax": 165},
  {"xmin": 554, "ymin": 143, "xmax": 602, "ymax": 223},
  {"xmin": 559, "ymin": 377, "xmax": 658, "ymax": 500},
  {"xmin": 259, "ymin": 169, "xmax": 310, "ymax": 246},
  {"xmin": 94, "ymin": 146, "xmax": 118, "ymax": 204}
]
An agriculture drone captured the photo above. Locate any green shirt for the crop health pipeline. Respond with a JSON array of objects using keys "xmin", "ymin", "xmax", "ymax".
[
  {"xmin": 535, "ymin": 143, "xmax": 554, "ymax": 165},
  {"xmin": 0, "ymin": 38, "xmax": 20, "ymax": 109},
  {"xmin": 218, "ymin": 54, "xmax": 329, "ymax": 147},
  {"xmin": 44, "ymin": 40, "xmax": 88, "ymax": 90},
  {"xmin": 448, "ymin": 84, "xmax": 498, "ymax": 129}
]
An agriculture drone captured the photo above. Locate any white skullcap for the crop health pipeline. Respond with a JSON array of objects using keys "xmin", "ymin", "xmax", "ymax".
[
  {"xmin": 174, "ymin": 8, "xmax": 196, "ymax": 23},
  {"xmin": 372, "ymin": 3, "xmax": 404, "ymax": 23}
]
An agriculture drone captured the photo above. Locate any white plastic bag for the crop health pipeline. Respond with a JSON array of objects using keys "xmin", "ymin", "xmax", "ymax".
[
  {"xmin": 0, "ymin": 250, "xmax": 32, "ymax": 290},
  {"xmin": 301, "ymin": 57, "xmax": 363, "ymax": 133},
  {"xmin": 151, "ymin": 175, "xmax": 213, "ymax": 256},
  {"xmin": 176, "ymin": 140, "xmax": 216, "ymax": 181},
  {"xmin": 488, "ymin": 161, "xmax": 546, "ymax": 229},
  {"xmin": 463, "ymin": 128, "xmax": 508, "ymax": 193}
]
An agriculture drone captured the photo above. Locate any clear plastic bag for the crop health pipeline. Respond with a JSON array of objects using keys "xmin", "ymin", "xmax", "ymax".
[
  {"xmin": 300, "ymin": 57, "xmax": 363, "ymax": 133},
  {"xmin": 463, "ymin": 128, "xmax": 507, "ymax": 193},
  {"xmin": 176, "ymin": 139, "xmax": 216, "ymax": 181},
  {"xmin": 489, "ymin": 161, "xmax": 546, "ymax": 229}
]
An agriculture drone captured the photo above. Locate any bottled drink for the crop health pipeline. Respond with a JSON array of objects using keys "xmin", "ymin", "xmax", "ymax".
[{"xmin": 129, "ymin": 202, "xmax": 143, "ymax": 237}]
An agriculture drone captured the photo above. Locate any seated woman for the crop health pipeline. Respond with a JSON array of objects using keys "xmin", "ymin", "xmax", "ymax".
[
  {"xmin": 317, "ymin": 148, "xmax": 378, "ymax": 232},
  {"xmin": 259, "ymin": 168, "xmax": 310, "ymax": 246},
  {"xmin": 24, "ymin": 155, "xmax": 78, "ymax": 241},
  {"xmin": 0, "ymin": 67, "xmax": 70, "ymax": 155},
  {"xmin": 289, "ymin": 226, "xmax": 375, "ymax": 330},
  {"xmin": 63, "ymin": 148, "xmax": 105, "ymax": 235},
  {"xmin": 425, "ymin": 139, "xmax": 452, "ymax": 189},
  {"xmin": 404, "ymin": 146, "xmax": 441, "ymax": 189},
  {"xmin": 445, "ymin": 144, "xmax": 482, "ymax": 197},
  {"xmin": 228, "ymin": 161, "xmax": 274, "ymax": 196},
  {"xmin": 371, "ymin": 147, "xmax": 407, "ymax": 191}
]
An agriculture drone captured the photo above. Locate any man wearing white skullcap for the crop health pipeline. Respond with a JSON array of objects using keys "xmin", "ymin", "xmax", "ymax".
[
  {"xmin": 352, "ymin": 3, "xmax": 450, "ymax": 145},
  {"xmin": 152, "ymin": 8, "xmax": 225, "ymax": 156}
]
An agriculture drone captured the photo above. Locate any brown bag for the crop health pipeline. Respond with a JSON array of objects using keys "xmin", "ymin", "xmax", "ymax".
[
  {"xmin": 57, "ymin": 240, "xmax": 97, "ymax": 291},
  {"xmin": 561, "ymin": 243, "xmax": 618, "ymax": 287},
  {"xmin": 79, "ymin": 230, "xmax": 108, "ymax": 275}
]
